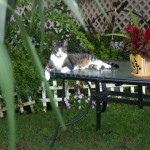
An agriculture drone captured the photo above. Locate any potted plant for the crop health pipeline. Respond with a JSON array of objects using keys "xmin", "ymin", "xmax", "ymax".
[
  {"xmin": 125, "ymin": 24, "xmax": 150, "ymax": 77},
  {"xmin": 107, "ymin": 12, "xmax": 150, "ymax": 77}
]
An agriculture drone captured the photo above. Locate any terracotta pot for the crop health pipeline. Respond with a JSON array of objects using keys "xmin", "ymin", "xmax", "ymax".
[{"xmin": 130, "ymin": 54, "xmax": 150, "ymax": 77}]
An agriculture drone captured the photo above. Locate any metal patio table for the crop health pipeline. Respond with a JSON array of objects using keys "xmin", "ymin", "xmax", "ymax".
[{"xmin": 50, "ymin": 60, "xmax": 150, "ymax": 130}]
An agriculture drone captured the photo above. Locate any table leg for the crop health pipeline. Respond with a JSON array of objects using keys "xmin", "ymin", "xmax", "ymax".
[
  {"xmin": 95, "ymin": 82, "xmax": 108, "ymax": 131},
  {"xmin": 61, "ymin": 79, "xmax": 65, "ymax": 113},
  {"xmin": 138, "ymin": 85, "xmax": 143, "ymax": 109},
  {"xmin": 96, "ymin": 81, "xmax": 101, "ymax": 131},
  {"xmin": 101, "ymin": 83, "xmax": 107, "ymax": 113}
]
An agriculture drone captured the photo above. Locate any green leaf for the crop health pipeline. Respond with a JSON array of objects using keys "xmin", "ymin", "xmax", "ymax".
[
  {"xmin": 16, "ymin": 17, "xmax": 66, "ymax": 129},
  {"xmin": 62, "ymin": 0, "xmax": 85, "ymax": 27},
  {"xmin": 94, "ymin": 0, "xmax": 111, "ymax": 24},
  {"xmin": 0, "ymin": 44, "xmax": 15, "ymax": 150},
  {"xmin": 130, "ymin": 11, "xmax": 139, "ymax": 28},
  {"xmin": 106, "ymin": 33, "xmax": 130, "ymax": 39}
]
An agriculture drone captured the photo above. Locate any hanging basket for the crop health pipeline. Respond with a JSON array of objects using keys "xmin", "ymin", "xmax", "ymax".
[
  {"xmin": 110, "ymin": 41, "xmax": 124, "ymax": 50},
  {"xmin": 130, "ymin": 54, "xmax": 150, "ymax": 77}
]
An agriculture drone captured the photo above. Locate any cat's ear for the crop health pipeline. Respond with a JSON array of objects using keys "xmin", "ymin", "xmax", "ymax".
[
  {"xmin": 52, "ymin": 41, "xmax": 57, "ymax": 47},
  {"xmin": 63, "ymin": 40, "xmax": 68, "ymax": 47}
]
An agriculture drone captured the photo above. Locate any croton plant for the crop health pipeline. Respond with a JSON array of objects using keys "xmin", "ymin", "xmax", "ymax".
[{"xmin": 125, "ymin": 25, "xmax": 150, "ymax": 57}]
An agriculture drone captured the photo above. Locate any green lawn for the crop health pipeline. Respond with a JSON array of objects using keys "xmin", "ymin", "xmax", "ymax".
[{"xmin": 0, "ymin": 104, "xmax": 150, "ymax": 150}]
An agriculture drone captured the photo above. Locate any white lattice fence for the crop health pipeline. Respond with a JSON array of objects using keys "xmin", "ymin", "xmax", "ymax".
[
  {"xmin": 110, "ymin": 0, "xmax": 150, "ymax": 33},
  {"xmin": 40, "ymin": 80, "xmax": 147, "ymax": 112},
  {"xmin": 12, "ymin": 0, "xmax": 150, "ymax": 34},
  {"xmin": 77, "ymin": 0, "xmax": 150, "ymax": 34},
  {"xmin": 0, "ymin": 96, "xmax": 35, "ymax": 118},
  {"xmin": 40, "ymin": 81, "xmax": 96, "ymax": 112},
  {"xmin": 0, "ymin": 81, "xmax": 147, "ymax": 117},
  {"xmin": 77, "ymin": 0, "xmax": 114, "ymax": 33}
]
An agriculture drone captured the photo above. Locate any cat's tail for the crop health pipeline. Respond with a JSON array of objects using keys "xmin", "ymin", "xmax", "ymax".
[{"xmin": 108, "ymin": 62, "xmax": 119, "ymax": 68}]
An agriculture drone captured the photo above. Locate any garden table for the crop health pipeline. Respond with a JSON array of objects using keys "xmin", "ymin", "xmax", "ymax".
[{"xmin": 50, "ymin": 60, "xmax": 150, "ymax": 131}]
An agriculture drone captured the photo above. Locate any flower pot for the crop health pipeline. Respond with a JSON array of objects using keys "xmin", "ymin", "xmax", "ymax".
[{"xmin": 130, "ymin": 54, "xmax": 150, "ymax": 77}]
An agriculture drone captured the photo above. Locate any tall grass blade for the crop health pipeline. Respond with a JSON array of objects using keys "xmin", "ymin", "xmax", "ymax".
[
  {"xmin": 38, "ymin": 0, "xmax": 45, "ymax": 52},
  {"xmin": 62, "ymin": 0, "xmax": 85, "ymax": 27},
  {"xmin": 130, "ymin": 11, "xmax": 139, "ymax": 28},
  {"xmin": 7, "ymin": 0, "xmax": 16, "ymax": 20},
  {"xmin": 16, "ymin": 17, "xmax": 65, "ymax": 129},
  {"xmin": 0, "ymin": 44, "xmax": 15, "ymax": 150},
  {"xmin": 0, "ymin": 1, "xmax": 15, "ymax": 150},
  {"xmin": 7, "ymin": 0, "xmax": 16, "ymax": 7},
  {"xmin": 31, "ymin": 0, "xmax": 45, "ymax": 52},
  {"xmin": 94, "ymin": 0, "xmax": 111, "ymax": 24},
  {"xmin": 30, "ymin": 0, "xmax": 38, "ymax": 32},
  {"xmin": 0, "ymin": 0, "xmax": 7, "ymax": 43}
]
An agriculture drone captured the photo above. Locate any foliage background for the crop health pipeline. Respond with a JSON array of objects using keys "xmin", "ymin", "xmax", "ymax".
[{"xmin": 4, "ymin": 0, "xmax": 129, "ymax": 109}]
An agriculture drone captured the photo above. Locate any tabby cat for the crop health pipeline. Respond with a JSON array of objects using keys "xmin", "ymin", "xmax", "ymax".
[{"xmin": 45, "ymin": 41, "xmax": 118, "ymax": 80}]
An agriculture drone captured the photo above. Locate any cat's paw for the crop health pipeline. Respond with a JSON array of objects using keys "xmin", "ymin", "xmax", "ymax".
[
  {"xmin": 45, "ymin": 70, "xmax": 50, "ymax": 80},
  {"xmin": 97, "ymin": 64, "xmax": 111, "ymax": 70},
  {"xmin": 103, "ymin": 64, "xmax": 111, "ymax": 69},
  {"xmin": 61, "ymin": 67, "xmax": 70, "ymax": 73}
]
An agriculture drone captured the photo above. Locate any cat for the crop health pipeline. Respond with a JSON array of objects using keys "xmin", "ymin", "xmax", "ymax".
[{"xmin": 45, "ymin": 41, "xmax": 119, "ymax": 80}]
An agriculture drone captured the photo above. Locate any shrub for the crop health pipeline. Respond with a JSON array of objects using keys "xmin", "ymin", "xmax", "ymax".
[{"xmin": 5, "ymin": 41, "xmax": 41, "ymax": 101}]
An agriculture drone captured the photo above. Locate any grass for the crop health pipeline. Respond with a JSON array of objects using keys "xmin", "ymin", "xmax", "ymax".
[{"xmin": 0, "ymin": 103, "xmax": 150, "ymax": 150}]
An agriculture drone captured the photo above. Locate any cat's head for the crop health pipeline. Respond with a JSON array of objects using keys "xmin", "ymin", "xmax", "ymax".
[{"xmin": 51, "ymin": 40, "xmax": 68, "ymax": 57}]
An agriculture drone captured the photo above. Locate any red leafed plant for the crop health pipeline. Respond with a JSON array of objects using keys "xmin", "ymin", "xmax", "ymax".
[
  {"xmin": 107, "ymin": 12, "xmax": 150, "ymax": 57},
  {"xmin": 125, "ymin": 25, "xmax": 150, "ymax": 57}
]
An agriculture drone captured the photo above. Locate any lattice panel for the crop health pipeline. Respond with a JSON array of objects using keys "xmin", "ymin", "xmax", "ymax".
[
  {"xmin": 11, "ymin": 0, "xmax": 150, "ymax": 34},
  {"xmin": 113, "ymin": 10, "xmax": 148, "ymax": 33},
  {"xmin": 77, "ymin": 0, "xmax": 114, "ymax": 34},
  {"xmin": 111, "ymin": 0, "xmax": 150, "ymax": 33},
  {"xmin": 77, "ymin": 0, "xmax": 150, "ymax": 34}
]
